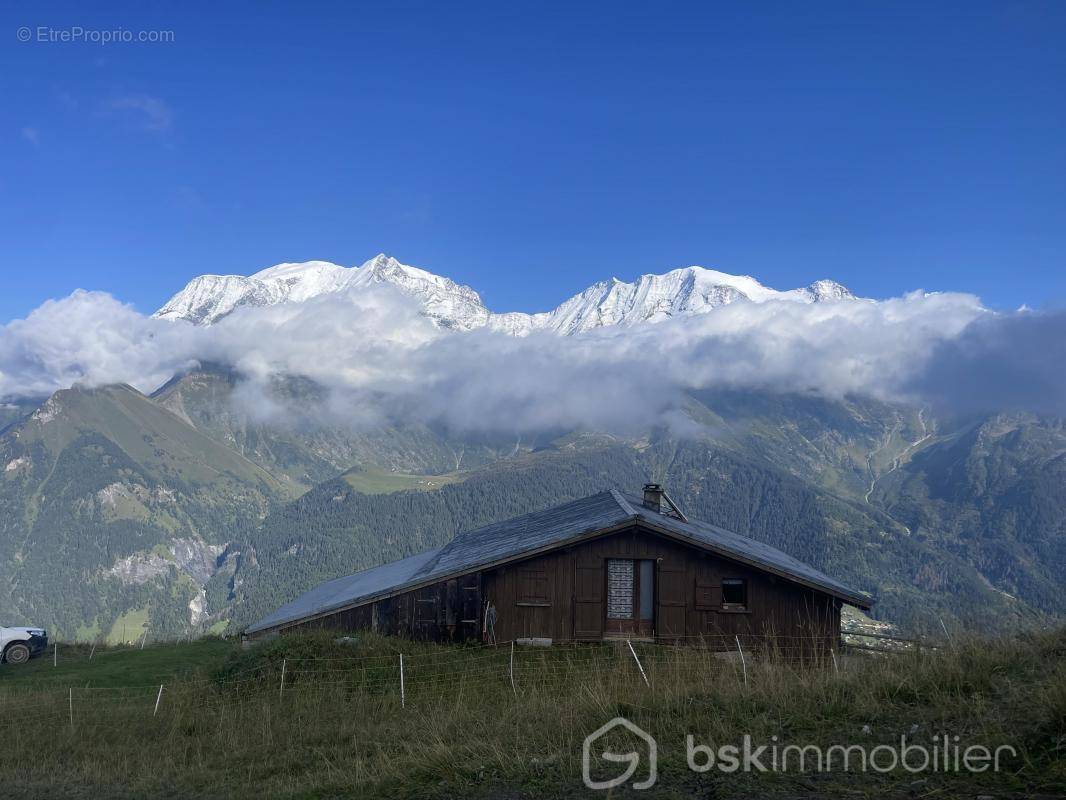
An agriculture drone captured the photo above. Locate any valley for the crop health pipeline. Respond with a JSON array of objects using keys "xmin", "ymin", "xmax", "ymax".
[{"xmin": 2, "ymin": 365, "xmax": 1062, "ymax": 642}]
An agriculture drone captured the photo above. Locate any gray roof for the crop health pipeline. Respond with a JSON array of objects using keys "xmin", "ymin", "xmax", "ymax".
[
  {"xmin": 247, "ymin": 547, "xmax": 442, "ymax": 635},
  {"xmin": 246, "ymin": 490, "xmax": 870, "ymax": 634},
  {"xmin": 617, "ymin": 492, "xmax": 868, "ymax": 607}
]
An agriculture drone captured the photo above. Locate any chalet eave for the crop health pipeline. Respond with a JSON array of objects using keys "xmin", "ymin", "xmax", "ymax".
[{"xmin": 630, "ymin": 517, "xmax": 873, "ymax": 610}]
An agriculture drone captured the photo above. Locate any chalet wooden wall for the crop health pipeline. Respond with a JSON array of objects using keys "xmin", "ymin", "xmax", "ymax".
[
  {"xmin": 287, "ymin": 571, "xmax": 482, "ymax": 642},
  {"xmin": 480, "ymin": 526, "xmax": 840, "ymax": 650},
  {"xmin": 282, "ymin": 524, "xmax": 842, "ymax": 651}
]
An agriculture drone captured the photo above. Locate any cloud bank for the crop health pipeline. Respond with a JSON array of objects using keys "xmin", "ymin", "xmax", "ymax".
[
  {"xmin": 1, "ymin": 284, "xmax": 1060, "ymax": 434},
  {"xmin": 908, "ymin": 309, "xmax": 1066, "ymax": 416}
]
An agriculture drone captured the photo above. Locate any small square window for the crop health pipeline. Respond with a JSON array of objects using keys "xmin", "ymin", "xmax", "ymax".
[{"xmin": 722, "ymin": 579, "xmax": 747, "ymax": 608}]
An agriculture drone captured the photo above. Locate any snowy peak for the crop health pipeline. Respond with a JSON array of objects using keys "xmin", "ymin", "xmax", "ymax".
[
  {"xmin": 154, "ymin": 255, "xmax": 490, "ymax": 329},
  {"xmin": 155, "ymin": 256, "xmax": 857, "ymax": 334},
  {"xmin": 546, "ymin": 267, "xmax": 755, "ymax": 334},
  {"xmin": 524, "ymin": 266, "xmax": 856, "ymax": 335},
  {"xmin": 154, "ymin": 259, "xmax": 357, "ymax": 325},
  {"xmin": 248, "ymin": 260, "xmax": 351, "ymax": 300},
  {"xmin": 154, "ymin": 274, "xmax": 280, "ymax": 325},
  {"xmin": 804, "ymin": 279, "xmax": 854, "ymax": 302},
  {"xmin": 349, "ymin": 255, "xmax": 489, "ymax": 330}
]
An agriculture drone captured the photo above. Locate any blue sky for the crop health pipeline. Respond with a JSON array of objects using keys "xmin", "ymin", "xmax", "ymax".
[{"xmin": 3, "ymin": 0, "xmax": 1064, "ymax": 322}]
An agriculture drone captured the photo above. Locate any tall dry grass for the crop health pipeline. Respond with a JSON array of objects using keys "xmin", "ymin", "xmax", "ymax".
[{"xmin": 0, "ymin": 629, "xmax": 1062, "ymax": 798}]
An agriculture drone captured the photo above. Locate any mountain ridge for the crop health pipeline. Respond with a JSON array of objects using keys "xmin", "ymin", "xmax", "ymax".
[{"xmin": 154, "ymin": 254, "xmax": 856, "ymax": 332}]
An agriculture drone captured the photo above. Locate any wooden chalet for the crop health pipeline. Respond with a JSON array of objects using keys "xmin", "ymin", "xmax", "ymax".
[{"xmin": 245, "ymin": 485, "xmax": 872, "ymax": 649}]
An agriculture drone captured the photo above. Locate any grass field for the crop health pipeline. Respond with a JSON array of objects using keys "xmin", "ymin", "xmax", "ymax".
[
  {"xmin": 342, "ymin": 468, "xmax": 466, "ymax": 495},
  {"xmin": 0, "ymin": 638, "xmax": 233, "ymax": 690},
  {"xmin": 0, "ymin": 630, "xmax": 1062, "ymax": 799}
]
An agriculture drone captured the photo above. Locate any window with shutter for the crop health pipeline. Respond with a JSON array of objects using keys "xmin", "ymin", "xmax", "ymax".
[
  {"xmin": 516, "ymin": 567, "xmax": 551, "ymax": 606},
  {"xmin": 722, "ymin": 579, "xmax": 747, "ymax": 609}
]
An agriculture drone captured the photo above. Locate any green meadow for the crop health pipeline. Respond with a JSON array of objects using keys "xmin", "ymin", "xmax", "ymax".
[{"xmin": 0, "ymin": 630, "xmax": 1062, "ymax": 799}]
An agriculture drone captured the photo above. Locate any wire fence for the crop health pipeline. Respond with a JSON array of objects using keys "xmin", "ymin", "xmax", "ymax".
[{"xmin": 0, "ymin": 630, "xmax": 927, "ymax": 732}]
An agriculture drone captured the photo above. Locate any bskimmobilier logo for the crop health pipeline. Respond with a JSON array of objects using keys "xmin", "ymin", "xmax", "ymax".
[
  {"xmin": 582, "ymin": 717, "xmax": 1018, "ymax": 791},
  {"xmin": 582, "ymin": 717, "xmax": 658, "ymax": 790}
]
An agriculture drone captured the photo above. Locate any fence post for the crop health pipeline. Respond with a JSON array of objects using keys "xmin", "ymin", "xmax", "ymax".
[
  {"xmin": 279, "ymin": 658, "xmax": 287, "ymax": 700},
  {"xmin": 399, "ymin": 653, "xmax": 405, "ymax": 708},
  {"xmin": 626, "ymin": 640, "xmax": 650, "ymax": 687},
  {"xmin": 938, "ymin": 616, "xmax": 952, "ymax": 646},
  {"xmin": 69, "ymin": 688, "xmax": 74, "ymax": 730},
  {"xmin": 735, "ymin": 635, "xmax": 748, "ymax": 688},
  {"xmin": 54, "ymin": 642, "xmax": 57, "ymax": 667},
  {"xmin": 153, "ymin": 684, "xmax": 164, "ymax": 717},
  {"xmin": 509, "ymin": 641, "xmax": 517, "ymax": 697}
]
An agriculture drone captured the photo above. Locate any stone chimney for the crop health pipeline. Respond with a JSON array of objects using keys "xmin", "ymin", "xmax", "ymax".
[{"xmin": 642, "ymin": 483, "xmax": 664, "ymax": 512}]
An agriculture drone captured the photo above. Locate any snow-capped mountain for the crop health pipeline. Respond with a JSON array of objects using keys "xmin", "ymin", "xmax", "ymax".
[
  {"xmin": 155, "ymin": 254, "xmax": 855, "ymax": 334},
  {"xmin": 154, "ymin": 254, "xmax": 490, "ymax": 330},
  {"xmin": 492, "ymin": 269, "xmax": 855, "ymax": 335}
]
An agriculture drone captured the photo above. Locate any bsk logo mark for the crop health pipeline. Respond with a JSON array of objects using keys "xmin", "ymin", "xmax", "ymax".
[{"xmin": 582, "ymin": 717, "xmax": 657, "ymax": 790}]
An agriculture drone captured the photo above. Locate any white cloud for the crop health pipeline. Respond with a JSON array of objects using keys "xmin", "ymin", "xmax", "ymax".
[
  {"xmin": 3, "ymin": 283, "xmax": 1057, "ymax": 433},
  {"xmin": 21, "ymin": 127, "xmax": 40, "ymax": 146},
  {"xmin": 110, "ymin": 94, "xmax": 173, "ymax": 132},
  {"xmin": 0, "ymin": 291, "xmax": 195, "ymax": 399},
  {"xmin": 906, "ymin": 308, "xmax": 1066, "ymax": 415}
]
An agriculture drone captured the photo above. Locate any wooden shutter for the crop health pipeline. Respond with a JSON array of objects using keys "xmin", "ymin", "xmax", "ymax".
[
  {"xmin": 516, "ymin": 567, "xmax": 551, "ymax": 606},
  {"xmin": 694, "ymin": 581, "xmax": 719, "ymax": 610},
  {"xmin": 656, "ymin": 562, "xmax": 687, "ymax": 639},
  {"xmin": 414, "ymin": 585, "xmax": 440, "ymax": 634},
  {"xmin": 458, "ymin": 572, "xmax": 482, "ymax": 641},
  {"xmin": 573, "ymin": 563, "xmax": 604, "ymax": 641}
]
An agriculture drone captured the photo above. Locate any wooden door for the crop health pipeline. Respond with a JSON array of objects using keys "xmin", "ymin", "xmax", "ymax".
[
  {"xmin": 458, "ymin": 572, "xmax": 481, "ymax": 641},
  {"xmin": 574, "ymin": 563, "xmax": 604, "ymax": 640},
  {"xmin": 656, "ymin": 561, "xmax": 687, "ymax": 640}
]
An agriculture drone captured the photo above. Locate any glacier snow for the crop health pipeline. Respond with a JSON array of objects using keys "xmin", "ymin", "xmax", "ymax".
[{"xmin": 154, "ymin": 254, "xmax": 857, "ymax": 333}]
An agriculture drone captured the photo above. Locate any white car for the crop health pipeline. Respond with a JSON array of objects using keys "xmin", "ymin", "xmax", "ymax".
[{"xmin": 1, "ymin": 626, "xmax": 48, "ymax": 665}]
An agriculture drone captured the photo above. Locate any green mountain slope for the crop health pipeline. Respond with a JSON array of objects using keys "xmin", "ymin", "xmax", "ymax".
[
  {"xmin": 872, "ymin": 412, "xmax": 1066, "ymax": 617},
  {"xmin": 0, "ymin": 384, "xmax": 292, "ymax": 640},
  {"xmin": 683, "ymin": 389, "xmax": 931, "ymax": 501},
  {"xmin": 152, "ymin": 365, "xmax": 537, "ymax": 491}
]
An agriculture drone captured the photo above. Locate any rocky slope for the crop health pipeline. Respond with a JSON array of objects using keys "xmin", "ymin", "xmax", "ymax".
[{"xmin": 0, "ymin": 384, "xmax": 288, "ymax": 640}]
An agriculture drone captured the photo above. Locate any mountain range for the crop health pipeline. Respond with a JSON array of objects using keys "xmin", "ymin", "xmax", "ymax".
[
  {"xmin": 154, "ymin": 253, "xmax": 856, "ymax": 333},
  {"xmin": 1, "ymin": 256, "xmax": 1062, "ymax": 643}
]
